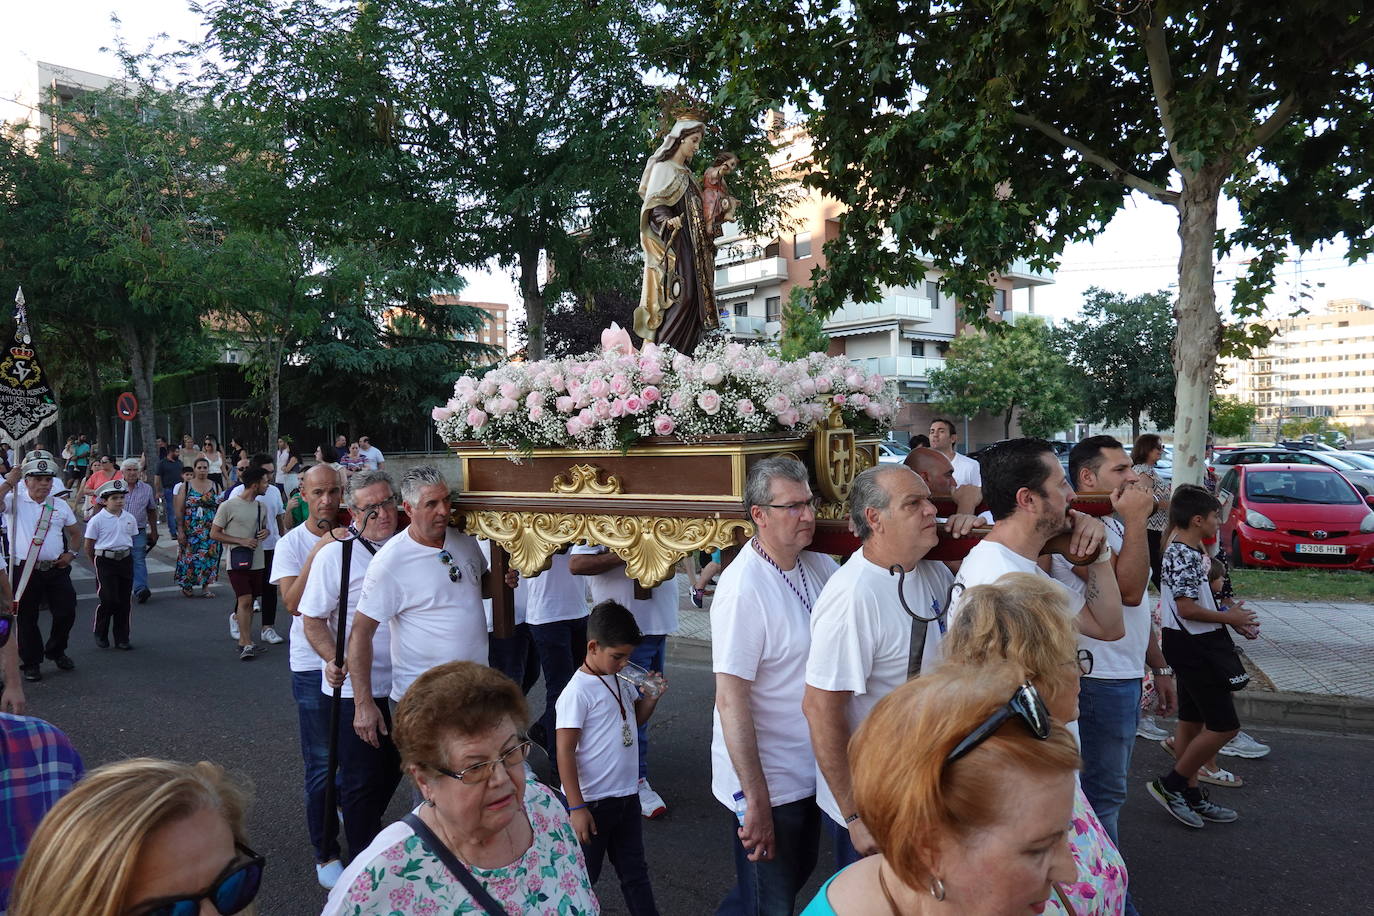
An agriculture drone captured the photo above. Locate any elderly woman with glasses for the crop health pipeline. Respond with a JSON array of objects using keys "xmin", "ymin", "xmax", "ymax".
[
  {"xmin": 801, "ymin": 660, "xmax": 1079, "ymax": 915},
  {"xmin": 324, "ymin": 661, "xmax": 598, "ymax": 915},
  {"xmin": 9, "ymin": 758, "xmax": 263, "ymax": 916},
  {"xmin": 939, "ymin": 573, "xmax": 1128, "ymax": 916}
]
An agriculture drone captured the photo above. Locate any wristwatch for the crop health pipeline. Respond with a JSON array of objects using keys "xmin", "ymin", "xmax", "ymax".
[{"xmin": 1151, "ymin": 666, "xmax": 1174, "ymax": 677}]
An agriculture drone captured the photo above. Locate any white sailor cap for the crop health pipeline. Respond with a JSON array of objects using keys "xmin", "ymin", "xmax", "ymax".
[{"xmin": 97, "ymin": 479, "xmax": 128, "ymax": 500}]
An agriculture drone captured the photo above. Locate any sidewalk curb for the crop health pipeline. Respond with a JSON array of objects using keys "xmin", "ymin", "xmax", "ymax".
[{"xmin": 666, "ymin": 638, "xmax": 1374, "ymax": 737}]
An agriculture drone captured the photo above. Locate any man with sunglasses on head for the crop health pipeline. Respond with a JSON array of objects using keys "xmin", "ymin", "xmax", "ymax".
[
  {"xmin": 2, "ymin": 452, "xmax": 82, "ymax": 683},
  {"xmin": 804, "ymin": 464, "xmax": 981, "ymax": 870},
  {"xmin": 299, "ymin": 469, "xmax": 403, "ymax": 876},
  {"xmin": 350, "ymin": 465, "xmax": 495, "ymax": 756}
]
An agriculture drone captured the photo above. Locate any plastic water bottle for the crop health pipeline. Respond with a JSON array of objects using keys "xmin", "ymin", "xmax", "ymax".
[{"xmin": 732, "ymin": 791, "xmax": 747, "ymax": 828}]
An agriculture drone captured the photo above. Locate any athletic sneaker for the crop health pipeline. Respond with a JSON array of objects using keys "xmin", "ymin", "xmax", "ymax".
[
  {"xmin": 1219, "ymin": 730, "xmax": 1270, "ymax": 759},
  {"xmin": 229, "ymin": 611, "xmax": 241, "ymax": 640},
  {"xmin": 316, "ymin": 859, "xmax": 344, "ymax": 889},
  {"xmin": 1136, "ymin": 716, "xmax": 1171, "ymax": 741},
  {"xmin": 1187, "ymin": 788, "xmax": 1239, "ymax": 823},
  {"xmin": 638, "ymin": 777, "xmax": 666, "ymax": 819},
  {"xmin": 261, "ymin": 626, "xmax": 284, "ymax": 645},
  {"xmin": 239, "ymin": 644, "xmax": 257, "ymax": 661},
  {"xmin": 1147, "ymin": 778, "xmax": 1204, "ymax": 828},
  {"xmin": 253, "ymin": 596, "xmax": 262, "ymax": 613},
  {"xmin": 690, "ymin": 587, "xmax": 705, "ymax": 609}
]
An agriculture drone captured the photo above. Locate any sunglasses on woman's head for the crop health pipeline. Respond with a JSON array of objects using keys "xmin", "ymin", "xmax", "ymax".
[
  {"xmin": 946, "ymin": 681, "xmax": 1051, "ymax": 764},
  {"xmin": 438, "ymin": 549, "xmax": 462, "ymax": 582},
  {"xmin": 125, "ymin": 843, "xmax": 264, "ymax": 916}
]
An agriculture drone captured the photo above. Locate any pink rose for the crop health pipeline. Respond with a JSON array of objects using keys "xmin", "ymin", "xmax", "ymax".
[
  {"xmin": 555, "ymin": 396, "xmax": 575, "ymax": 413},
  {"xmin": 566, "ymin": 418, "xmax": 583, "ymax": 436},
  {"xmin": 697, "ymin": 391, "xmax": 722, "ymax": 415},
  {"xmin": 578, "ymin": 408, "xmax": 595, "ymax": 424},
  {"xmin": 798, "ymin": 378, "xmax": 817, "ymax": 397},
  {"xmin": 864, "ymin": 403, "xmax": 883, "ymax": 419},
  {"xmin": 499, "ymin": 381, "xmax": 520, "ymax": 400},
  {"xmin": 814, "ymin": 375, "xmax": 833, "ymax": 393},
  {"xmin": 765, "ymin": 394, "xmax": 792, "ymax": 414},
  {"xmin": 549, "ymin": 373, "xmax": 566, "ymax": 392},
  {"xmin": 624, "ymin": 395, "xmax": 646, "ymax": 414},
  {"xmin": 850, "ymin": 393, "xmax": 870, "ymax": 408},
  {"xmin": 641, "ymin": 386, "xmax": 661, "ymax": 403},
  {"xmin": 609, "ymin": 374, "xmax": 631, "ymax": 396},
  {"xmin": 832, "ymin": 393, "xmax": 847, "ymax": 406},
  {"xmin": 525, "ymin": 390, "xmax": 546, "ymax": 409},
  {"xmin": 844, "ymin": 371, "xmax": 863, "ymax": 388},
  {"xmin": 528, "ymin": 406, "xmax": 545, "ymax": 422},
  {"xmin": 587, "ymin": 378, "xmax": 611, "ymax": 400},
  {"xmin": 668, "ymin": 392, "xmax": 686, "ymax": 411},
  {"xmin": 593, "ymin": 399, "xmax": 613, "ymax": 420},
  {"xmin": 478, "ymin": 377, "xmax": 498, "ymax": 396},
  {"xmin": 777, "ymin": 408, "xmax": 800, "ymax": 426},
  {"xmin": 736, "ymin": 398, "xmax": 756, "ymax": 416},
  {"xmin": 864, "ymin": 375, "xmax": 884, "ymax": 395},
  {"xmin": 431, "ymin": 406, "xmax": 454, "ymax": 422},
  {"xmin": 496, "ymin": 397, "xmax": 518, "ymax": 414},
  {"xmin": 653, "ymin": 414, "xmax": 676, "ymax": 436},
  {"xmin": 609, "ymin": 398, "xmax": 626, "ymax": 418},
  {"xmin": 639, "ymin": 362, "xmax": 664, "ymax": 384},
  {"xmin": 466, "ymin": 408, "xmax": 488, "ymax": 428},
  {"xmin": 700, "ymin": 362, "xmax": 725, "ymax": 385}
]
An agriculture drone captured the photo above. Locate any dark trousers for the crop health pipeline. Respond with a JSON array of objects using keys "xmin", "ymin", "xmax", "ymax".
[
  {"xmin": 292, "ymin": 669, "xmax": 339, "ymax": 863},
  {"xmin": 718, "ymin": 796, "xmax": 821, "ymax": 916},
  {"xmin": 582, "ymin": 794, "xmax": 659, "ymax": 916},
  {"xmin": 530, "ymin": 616, "xmax": 588, "ymax": 754},
  {"xmin": 336, "ymin": 695, "xmax": 402, "ymax": 860},
  {"xmin": 162, "ymin": 487, "xmax": 178, "ymax": 537},
  {"xmin": 260, "ymin": 549, "xmax": 277, "ymax": 626},
  {"xmin": 489, "ymin": 622, "xmax": 541, "ymax": 694},
  {"xmin": 1147, "ymin": 528, "xmax": 1163, "ymax": 589},
  {"xmin": 93, "ymin": 555, "xmax": 134, "ymax": 643},
  {"xmin": 826, "ymin": 815, "xmax": 864, "ymax": 871},
  {"xmin": 16, "ymin": 564, "xmax": 77, "ymax": 669}
]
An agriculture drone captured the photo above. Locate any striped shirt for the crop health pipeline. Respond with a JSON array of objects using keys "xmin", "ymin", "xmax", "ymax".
[
  {"xmin": 123, "ymin": 481, "xmax": 155, "ymax": 530},
  {"xmin": 0, "ymin": 714, "xmax": 84, "ymax": 910}
]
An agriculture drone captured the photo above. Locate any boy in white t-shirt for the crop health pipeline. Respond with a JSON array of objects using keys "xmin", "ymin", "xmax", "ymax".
[
  {"xmin": 84, "ymin": 479, "xmax": 138, "ymax": 650},
  {"xmin": 556, "ymin": 600, "xmax": 664, "ymax": 915}
]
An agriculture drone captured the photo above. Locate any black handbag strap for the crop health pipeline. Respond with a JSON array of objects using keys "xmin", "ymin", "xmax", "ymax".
[{"xmin": 402, "ymin": 812, "xmax": 510, "ymax": 916}]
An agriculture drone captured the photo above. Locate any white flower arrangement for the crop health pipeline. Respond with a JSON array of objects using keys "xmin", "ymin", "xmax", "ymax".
[{"xmin": 431, "ymin": 324, "xmax": 900, "ymax": 452}]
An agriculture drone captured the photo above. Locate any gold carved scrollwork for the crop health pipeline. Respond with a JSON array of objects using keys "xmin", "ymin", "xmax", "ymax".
[
  {"xmin": 815, "ymin": 500, "xmax": 848, "ymax": 521},
  {"xmin": 550, "ymin": 464, "xmax": 624, "ymax": 496},
  {"xmin": 462, "ymin": 510, "xmax": 752, "ymax": 589}
]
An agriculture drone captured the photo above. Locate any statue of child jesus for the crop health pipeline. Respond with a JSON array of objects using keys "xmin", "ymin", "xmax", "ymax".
[{"xmin": 701, "ymin": 151, "xmax": 740, "ymax": 239}]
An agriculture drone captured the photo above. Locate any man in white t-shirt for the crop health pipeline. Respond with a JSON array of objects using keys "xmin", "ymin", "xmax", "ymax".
[
  {"xmin": 946, "ymin": 438, "xmax": 1122, "ymax": 648},
  {"xmin": 524, "ymin": 550, "xmax": 588, "ymax": 760},
  {"xmin": 804, "ymin": 464, "xmax": 976, "ymax": 868},
  {"xmin": 357, "ymin": 436, "xmax": 384, "ymax": 471},
  {"xmin": 350, "ymin": 465, "xmax": 489, "ymax": 722},
  {"xmin": 3, "ymin": 452, "xmax": 82, "ymax": 683},
  {"xmin": 1051, "ymin": 437, "xmax": 1173, "ymax": 858},
  {"xmin": 270, "ymin": 463, "xmax": 348, "ymax": 888},
  {"xmin": 300, "ymin": 469, "xmax": 403, "ymax": 869},
  {"xmin": 570, "ymin": 541, "xmax": 677, "ymax": 819},
  {"xmin": 712, "ymin": 457, "xmax": 838, "ymax": 913},
  {"xmin": 929, "ymin": 417, "xmax": 982, "ymax": 487},
  {"xmin": 224, "ymin": 454, "xmax": 290, "ymax": 646}
]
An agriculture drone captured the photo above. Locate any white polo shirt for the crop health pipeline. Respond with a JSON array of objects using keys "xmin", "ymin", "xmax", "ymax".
[
  {"xmin": 85, "ymin": 508, "xmax": 137, "ymax": 552},
  {"xmin": 2, "ymin": 489, "xmax": 77, "ymax": 563}
]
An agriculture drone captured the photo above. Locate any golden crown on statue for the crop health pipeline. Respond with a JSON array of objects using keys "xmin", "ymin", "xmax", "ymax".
[{"xmin": 657, "ymin": 86, "xmax": 711, "ymax": 132}]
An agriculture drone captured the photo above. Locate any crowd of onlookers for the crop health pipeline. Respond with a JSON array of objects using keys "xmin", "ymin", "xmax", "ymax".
[{"xmin": 0, "ymin": 423, "xmax": 1273, "ymax": 916}]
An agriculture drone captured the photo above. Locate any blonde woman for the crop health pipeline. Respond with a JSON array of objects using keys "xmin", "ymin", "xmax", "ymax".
[
  {"xmin": 9, "ymin": 757, "xmax": 262, "ymax": 916},
  {"xmin": 941, "ymin": 573, "xmax": 1129, "ymax": 916},
  {"xmin": 801, "ymin": 661, "xmax": 1079, "ymax": 915}
]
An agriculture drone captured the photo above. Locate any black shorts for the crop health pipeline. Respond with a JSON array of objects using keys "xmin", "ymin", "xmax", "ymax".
[
  {"xmin": 228, "ymin": 568, "xmax": 264, "ymax": 599},
  {"xmin": 1162, "ymin": 629, "xmax": 1240, "ymax": 733}
]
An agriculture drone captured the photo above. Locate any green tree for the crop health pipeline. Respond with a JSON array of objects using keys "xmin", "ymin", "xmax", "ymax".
[
  {"xmin": 699, "ymin": 0, "xmax": 1374, "ymax": 485},
  {"xmin": 928, "ymin": 317, "xmax": 1082, "ymax": 440},
  {"xmin": 1056, "ymin": 288, "xmax": 1176, "ymax": 441},
  {"xmin": 1209, "ymin": 396, "xmax": 1259, "ymax": 439},
  {"xmin": 778, "ymin": 286, "xmax": 830, "ymax": 361}
]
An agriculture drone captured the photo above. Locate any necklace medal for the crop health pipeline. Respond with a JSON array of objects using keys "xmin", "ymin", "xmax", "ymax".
[{"xmin": 622, "ymin": 721, "xmax": 633, "ymax": 747}]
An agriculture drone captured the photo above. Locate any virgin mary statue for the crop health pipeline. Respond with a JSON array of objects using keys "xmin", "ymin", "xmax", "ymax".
[{"xmin": 634, "ymin": 119, "xmax": 719, "ymax": 356}]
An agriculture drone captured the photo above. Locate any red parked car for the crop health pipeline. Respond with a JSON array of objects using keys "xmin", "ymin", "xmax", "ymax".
[{"xmin": 1219, "ymin": 464, "xmax": 1374, "ymax": 571}]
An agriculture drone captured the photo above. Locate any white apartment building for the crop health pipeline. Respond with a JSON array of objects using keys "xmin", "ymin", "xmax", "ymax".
[{"xmin": 1218, "ymin": 298, "xmax": 1374, "ymax": 436}]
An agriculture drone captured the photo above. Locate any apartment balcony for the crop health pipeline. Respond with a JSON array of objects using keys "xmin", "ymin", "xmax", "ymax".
[
  {"xmin": 715, "ymin": 257, "xmax": 788, "ymax": 292},
  {"xmin": 850, "ymin": 356, "xmax": 947, "ymax": 381},
  {"xmin": 720, "ymin": 314, "xmax": 769, "ymax": 338},
  {"xmin": 826, "ymin": 294, "xmax": 932, "ymax": 327}
]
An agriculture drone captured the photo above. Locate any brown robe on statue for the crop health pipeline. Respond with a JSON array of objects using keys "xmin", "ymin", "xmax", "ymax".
[{"xmin": 647, "ymin": 180, "xmax": 718, "ymax": 356}]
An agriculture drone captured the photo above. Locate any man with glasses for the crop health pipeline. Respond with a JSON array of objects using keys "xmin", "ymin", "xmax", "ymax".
[
  {"xmin": 299, "ymin": 469, "xmax": 402, "ymax": 876},
  {"xmin": 2, "ymin": 452, "xmax": 82, "ymax": 683},
  {"xmin": 711, "ymin": 457, "xmax": 839, "ymax": 914},
  {"xmin": 804, "ymin": 464, "xmax": 979, "ymax": 868},
  {"xmin": 269, "ymin": 463, "xmax": 347, "ymax": 888},
  {"xmin": 569, "ymin": 539, "xmax": 679, "ymax": 820},
  {"xmin": 350, "ymin": 466, "xmax": 493, "ymax": 753}
]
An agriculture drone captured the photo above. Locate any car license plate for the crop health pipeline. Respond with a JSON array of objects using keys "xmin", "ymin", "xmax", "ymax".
[{"xmin": 1296, "ymin": 544, "xmax": 1346, "ymax": 555}]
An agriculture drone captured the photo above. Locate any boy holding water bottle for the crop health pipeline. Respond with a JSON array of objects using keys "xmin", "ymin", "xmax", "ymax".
[{"xmin": 556, "ymin": 600, "xmax": 665, "ymax": 915}]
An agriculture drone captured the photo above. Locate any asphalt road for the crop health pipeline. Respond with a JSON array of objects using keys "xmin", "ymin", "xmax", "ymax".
[{"xmin": 14, "ymin": 552, "xmax": 1372, "ymax": 915}]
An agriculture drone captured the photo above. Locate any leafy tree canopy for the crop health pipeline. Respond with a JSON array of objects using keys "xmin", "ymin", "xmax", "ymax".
[
  {"xmin": 1209, "ymin": 395, "xmax": 1260, "ymax": 440},
  {"xmin": 778, "ymin": 286, "xmax": 830, "ymax": 362}
]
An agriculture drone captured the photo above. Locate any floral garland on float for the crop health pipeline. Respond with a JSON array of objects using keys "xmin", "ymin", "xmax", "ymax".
[{"xmin": 432, "ymin": 324, "xmax": 900, "ymax": 452}]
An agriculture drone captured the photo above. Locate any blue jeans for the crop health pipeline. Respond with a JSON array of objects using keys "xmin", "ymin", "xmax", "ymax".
[
  {"xmin": 162, "ymin": 487, "xmax": 178, "ymax": 537},
  {"xmin": 132, "ymin": 529, "xmax": 149, "ymax": 594},
  {"xmin": 291, "ymin": 669, "xmax": 338, "ymax": 864},
  {"xmin": 826, "ymin": 815, "xmax": 864, "ymax": 871},
  {"xmin": 1077, "ymin": 676, "xmax": 1142, "ymax": 846},
  {"xmin": 581, "ymin": 794, "xmax": 658, "ymax": 915},
  {"xmin": 630, "ymin": 635, "xmax": 666, "ymax": 779},
  {"xmin": 529, "ymin": 616, "xmax": 588, "ymax": 755},
  {"xmin": 336, "ymin": 697, "xmax": 402, "ymax": 860},
  {"xmin": 717, "ymin": 796, "xmax": 821, "ymax": 916},
  {"xmin": 488, "ymin": 622, "xmax": 541, "ymax": 694}
]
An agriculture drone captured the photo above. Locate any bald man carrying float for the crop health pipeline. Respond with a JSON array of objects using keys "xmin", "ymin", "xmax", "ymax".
[{"xmin": 904, "ymin": 446, "xmax": 983, "ymax": 516}]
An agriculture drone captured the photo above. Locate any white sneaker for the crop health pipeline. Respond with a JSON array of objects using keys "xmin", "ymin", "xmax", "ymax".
[
  {"xmin": 253, "ymin": 597, "xmax": 262, "ymax": 613},
  {"xmin": 261, "ymin": 626, "xmax": 284, "ymax": 645},
  {"xmin": 1219, "ymin": 730, "xmax": 1271, "ymax": 759},
  {"xmin": 1136, "ymin": 716, "xmax": 1171, "ymax": 741},
  {"xmin": 229, "ymin": 612, "xmax": 240, "ymax": 640},
  {"xmin": 316, "ymin": 859, "xmax": 344, "ymax": 889},
  {"xmin": 637, "ymin": 777, "xmax": 666, "ymax": 819}
]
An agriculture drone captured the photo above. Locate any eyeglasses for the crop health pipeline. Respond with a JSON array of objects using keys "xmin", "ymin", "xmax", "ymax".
[
  {"xmin": 354, "ymin": 496, "xmax": 398, "ymax": 516},
  {"xmin": 0, "ymin": 612, "xmax": 12, "ymax": 648},
  {"xmin": 762, "ymin": 496, "xmax": 821, "ymax": 516},
  {"xmin": 126, "ymin": 842, "xmax": 264, "ymax": 916},
  {"xmin": 427, "ymin": 739, "xmax": 532, "ymax": 785},
  {"xmin": 438, "ymin": 549, "xmax": 462, "ymax": 582},
  {"xmin": 946, "ymin": 681, "xmax": 1051, "ymax": 764},
  {"xmin": 1072, "ymin": 648, "xmax": 1094, "ymax": 676}
]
